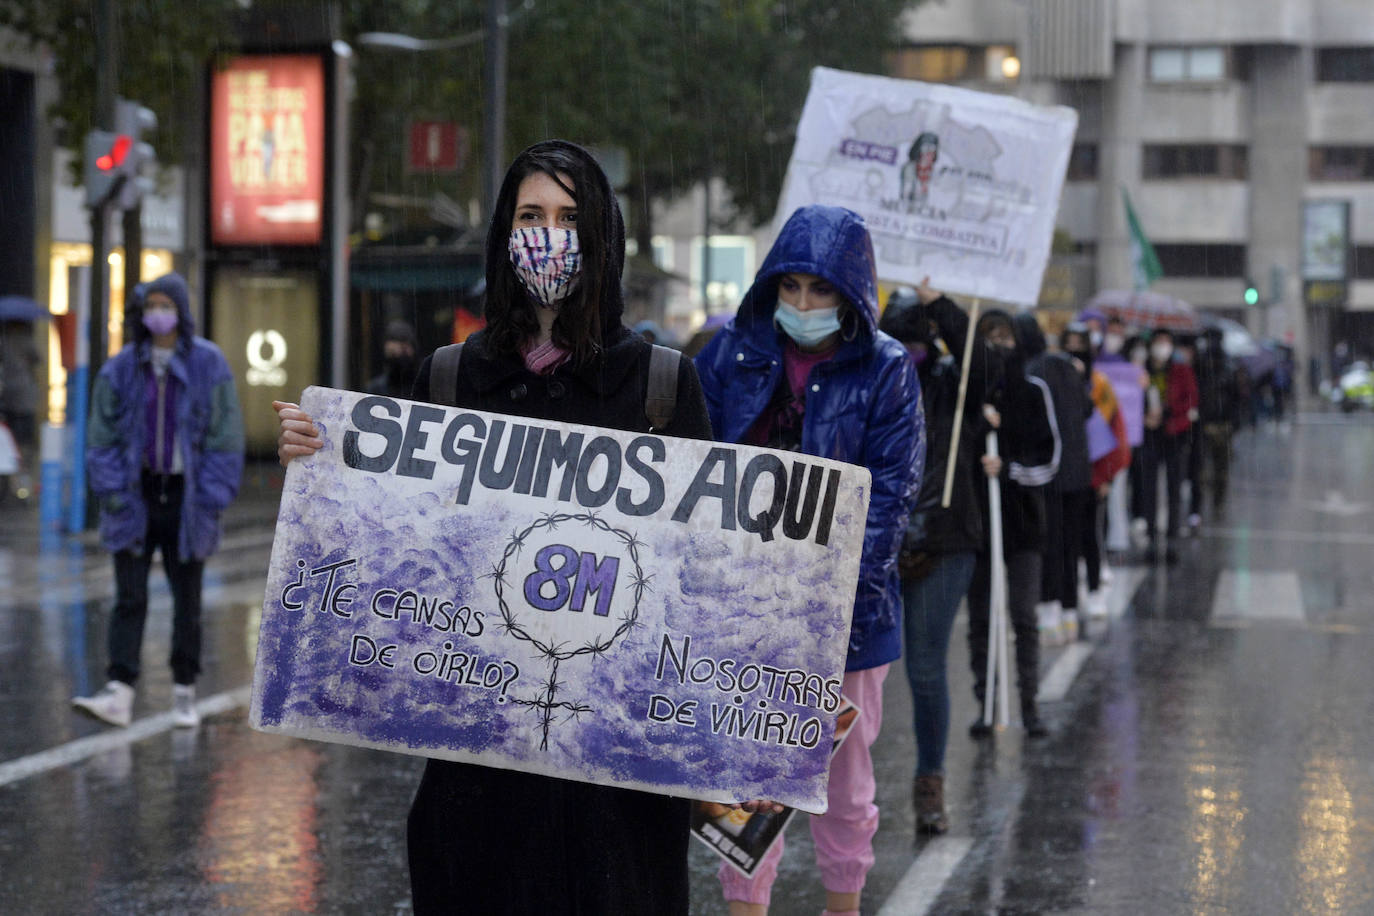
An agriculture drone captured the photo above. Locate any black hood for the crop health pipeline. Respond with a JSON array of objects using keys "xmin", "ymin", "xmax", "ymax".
[{"xmin": 1012, "ymin": 311, "xmax": 1048, "ymax": 357}]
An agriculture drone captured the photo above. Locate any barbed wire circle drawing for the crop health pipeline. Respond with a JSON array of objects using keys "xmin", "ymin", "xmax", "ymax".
[{"xmin": 485, "ymin": 511, "xmax": 650, "ymax": 749}]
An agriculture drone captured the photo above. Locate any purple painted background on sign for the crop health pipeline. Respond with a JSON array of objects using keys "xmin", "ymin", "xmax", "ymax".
[{"xmin": 251, "ymin": 387, "xmax": 870, "ymax": 813}]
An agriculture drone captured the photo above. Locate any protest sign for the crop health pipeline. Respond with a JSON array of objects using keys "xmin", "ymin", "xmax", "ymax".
[
  {"xmin": 251, "ymin": 387, "xmax": 871, "ymax": 813},
  {"xmin": 775, "ymin": 67, "xmax": 1078, "ymax": 305}
]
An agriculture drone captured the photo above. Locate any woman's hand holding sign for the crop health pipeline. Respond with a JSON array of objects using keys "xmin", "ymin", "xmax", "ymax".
[{"xmin": 274, "ymin": 400, "xmax": 324, "ymax": 467}]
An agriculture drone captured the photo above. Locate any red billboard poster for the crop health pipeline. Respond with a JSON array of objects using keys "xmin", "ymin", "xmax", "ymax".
[{"xmin": 210, "ymin": 55, "xmax": 326, "ymax": 246}]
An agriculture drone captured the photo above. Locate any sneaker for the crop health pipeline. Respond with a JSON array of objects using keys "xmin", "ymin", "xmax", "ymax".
[
  {"xmin": 1085, "ymin": 590, "xmax": 1108, "ymax": 620},
  {"xmin": 1100, "ymin": 561, "xmax": 1114, "ymax": 585},
  {"xmin": 968, "ymin": 715, "xmax": 994, "ymax": 739},
  {"xmin": 1037, "ymin": 601, "xmax": 1063, "ymax": 646},
  {"xmin": 73, "ymin": 681, "xmax": 134, "ymax": 727},
  {"xmin": 1130, "ymin": 518, "xmax": 1148, "ymax": 547},
  {"xmin": 172, "ymin": 684, "xmax": 199, "ymax": 728},
  {"xmin": 1060, "ymin": 610, "xmax": 1079, "ymax": 643},
  {"xmin": 913, "ymin": 773, "xmax": 949, "ymax": 835}
]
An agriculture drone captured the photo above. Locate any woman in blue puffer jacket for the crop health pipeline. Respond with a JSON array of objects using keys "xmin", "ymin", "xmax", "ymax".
[{"xmin": 695, "ymin": 204, "xmax": 924, "ymax": 916}]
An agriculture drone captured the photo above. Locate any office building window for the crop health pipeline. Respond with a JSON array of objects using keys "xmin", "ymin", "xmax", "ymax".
[
  {"xmin": 1153, "ymin": 244, "xmax": 1246, "ymax": 278},
  {"xmin": 1149, "ymin": 46, "xmax": 1228, "ymax": 82},
  {"xmin": 888, "ymin": 46, "xmax": 972, "ymax": 83},
  {"xmin": 1066, "ymin": 144, "xmax": 1098, "ymax": 181},
  {"xmin": 1317, "ymin": 48, "xmax": 1374, "ymax": 82},
  {"xmin": 1143, "ymin": 144, "xmax": 1248, "ymax": 179},
  {"xmin": 1310, "ymin": 146, "xmax": 1374, "ymax": 181}
]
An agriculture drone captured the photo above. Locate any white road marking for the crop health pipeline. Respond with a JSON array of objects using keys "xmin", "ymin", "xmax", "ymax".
[
  {"xmin": 1037, "ymin": 643, "xmax": 1095, "ymax": 703},
  {"xmin": 876, "ymin": 837, "xmax": 974, "ymax": 916},
  {"xmin": 0, "ymin": 686, "xmax": 251, "ymax": 788},
  {"xmin": 1210, "ymin": 570, "xmax": 1305, "ymax": 621}
]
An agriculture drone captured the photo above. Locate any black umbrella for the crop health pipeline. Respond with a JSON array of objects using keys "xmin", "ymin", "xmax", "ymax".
[{"xmin": 0, "ymin": 296, "xmax": 50, "ymax": 322}]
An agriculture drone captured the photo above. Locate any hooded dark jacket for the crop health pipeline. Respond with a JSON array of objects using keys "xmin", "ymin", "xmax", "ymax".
[
  {"xmin": 879, "ymin": 294, "xmax": 983, "ymax": 557},
  {"xmin": 695, "ymin": 205, "xmax": 925, "ymax": 672},
  {"xmin": 406, "ymin": 141, "xmax": 710, "ymax": 916},
  {"xmin": 980, "ymin": 310, "xmax": 1059, "ymax": 555},
  {"xmin": 1014, "ymin": 312, "xmax": 1091, "ymax": 493},
  {"xmin": 86, "ymin": 272, "xmax": 244, "ymax": 560}
]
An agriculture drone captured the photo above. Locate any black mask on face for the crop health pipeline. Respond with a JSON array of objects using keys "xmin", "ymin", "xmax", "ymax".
[
  {"xmin": 385, "ymin": 355, "xmax": 417, "ymax": 383},
  {"xmin": 1066, "ymin": 348, "xmax": 1093, "ymax": 380}
]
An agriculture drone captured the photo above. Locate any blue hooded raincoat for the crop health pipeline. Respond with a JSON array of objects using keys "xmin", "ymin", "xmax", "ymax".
[
  {"xmin": 87, "ymin": 272, "xmax": 244, "ymax": 560},
  {"xmin": 695, "ymin": 206, "xmax": 925, "ymax": 671}
]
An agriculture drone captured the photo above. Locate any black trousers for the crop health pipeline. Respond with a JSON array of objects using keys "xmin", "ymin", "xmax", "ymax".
[
  {"xmin": 967, "ymin": 549, "xmax": 1042, "ymax": 713},
  {"xmin": 1043, "ymin": 487, "xmax": 1094, "ymax": 608},
  {"xmin": 108, "ymin": 473, "xmax": 204, "ymax": 686},
  {"xmin": 1140, "ymin": 429, "xmax": 1184, "ymax": 543}
]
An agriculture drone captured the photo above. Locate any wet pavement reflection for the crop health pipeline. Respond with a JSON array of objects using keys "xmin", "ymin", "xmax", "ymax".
[{"xmin": 1, "ymin": 417, "xmax": 1371, "ymax": 913}]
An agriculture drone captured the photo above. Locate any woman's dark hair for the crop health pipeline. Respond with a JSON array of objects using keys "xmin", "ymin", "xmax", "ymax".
[{"xmin": 483, "ymin": 140, "xmax": 625, "ymax": 365}]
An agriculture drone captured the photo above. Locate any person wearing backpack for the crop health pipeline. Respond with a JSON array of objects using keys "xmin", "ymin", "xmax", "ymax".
[{"xmin": 276, "ymin": 140, "xmax": 712, "ymax": 915}]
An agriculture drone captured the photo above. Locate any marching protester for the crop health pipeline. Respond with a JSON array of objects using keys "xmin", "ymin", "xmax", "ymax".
[
  {"xmin": 1191, "ymin": 326, "xmax": 1240, "ymax": 517},
  {"xmin": 1140, "ymin": 329, "xmax": 1199, "ymax": 563},
  {"xmin": 277, "ymin": 140, "xmax": 714, "ymax": 915},
  {"xmin": 1086, "ymin": 315, "xmax": 1147, "ymax": 558},
  {"xmin": 879, "ymin": 280, "xmax": 984, "ymax": 835},
  {"xmin": 72, "ymin": 273, "xmax": 244, "ymax": 729},
  {"xmin": 966, "ymin": 310, "xmax": 1059, "ymax": 738},
  {"xmin": 1013, "ymin": 313, "xmax": 1091, "ymax": 644},
  {"xmin": 695, "ymin": 204, "xmax": 924, "ymax": 916},
  {"xmin": 1062, "ymin": 323, "xmax": 1130, "ymax": 620}
]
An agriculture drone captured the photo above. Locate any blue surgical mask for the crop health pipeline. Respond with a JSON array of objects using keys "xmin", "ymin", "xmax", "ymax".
[{"xmin": 774, "ymin": 300, "xmax": 841, "ymax": 348}]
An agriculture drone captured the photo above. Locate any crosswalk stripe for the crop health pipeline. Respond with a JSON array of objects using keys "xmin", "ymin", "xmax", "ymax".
[{"xmin": 0, "ymin": 687, "xmax": 251, "ymax": 788}]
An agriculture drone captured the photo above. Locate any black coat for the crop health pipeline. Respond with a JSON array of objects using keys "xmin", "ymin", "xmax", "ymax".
[
  {"xmin": 406, "ymin": 325, "xmax": 712, "ymax": 916},
  {"xmin": 881, "ymin": 294, "xmax": 984, "ymax": 557},
  {"xmin": 1014, "ymin": 313, "xmax": 1092, "ymax": 493}
]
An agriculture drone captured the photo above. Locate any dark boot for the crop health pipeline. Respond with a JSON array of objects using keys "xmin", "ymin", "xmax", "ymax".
[
  {"xmin": 913, "ymin": 773, "xmax": 948, "ymax": 835},
  {"xmin": 1022, "ymin": 700, "xmax": 1049, "ymax": 738},
  {"xmin": 969, "ymin": 689, "xmax": 993, "ymax": 738}
]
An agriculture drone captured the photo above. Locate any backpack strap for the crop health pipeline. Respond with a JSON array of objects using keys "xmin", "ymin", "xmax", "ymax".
[
  {"xmin": 429, "ymin": 343, "xmax": 464, "ymax": 408},
  {"xmin": 645, "ymin": 344, "xmax": 680, "ymax": 431}
]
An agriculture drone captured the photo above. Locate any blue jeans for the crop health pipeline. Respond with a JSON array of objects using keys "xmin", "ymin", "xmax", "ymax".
[{"xmin": 901, "ymin": 551, "xmax": 976, "ymax": 777}]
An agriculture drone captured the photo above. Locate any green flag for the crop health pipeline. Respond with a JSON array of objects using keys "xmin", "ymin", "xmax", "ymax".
[{"xmin": 1122, "ymin": 188, "xmax": 1162, "ymax": 290}]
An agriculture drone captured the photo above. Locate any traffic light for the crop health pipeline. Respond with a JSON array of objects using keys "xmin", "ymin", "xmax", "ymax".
[
  {"xmin": 83, "ymin": 130, "xmax": 128, "ymax": 208},
  {"xmin": 113, "ymin": 98, "xmax": 157, "ymax": 210},
  {"xmin": 1243, "ymin": 280, "xmax": 1260, "ymax": 307}
]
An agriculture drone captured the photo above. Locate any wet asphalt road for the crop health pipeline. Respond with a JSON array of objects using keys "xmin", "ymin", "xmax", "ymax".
[{"xmin": 1, "ymin": 414, "xmax": 1371, "ymax": 915}]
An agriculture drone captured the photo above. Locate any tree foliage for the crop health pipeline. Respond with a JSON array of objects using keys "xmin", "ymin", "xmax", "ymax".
[{"xmin": 3, "ymin": 0, "xmax": 917, "ymax": 235}]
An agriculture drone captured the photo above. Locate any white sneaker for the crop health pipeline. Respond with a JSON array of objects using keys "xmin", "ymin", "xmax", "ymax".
[
  {"xmin": 1100, "ymin": 560, "xmax": 1114, "ymax": 585},
  {"xmin": 1060, "ymin": 610, "xmax": 1080, "ymax": 643},
  {"xmin": 73, "ymin": 681, "xmax": 134, "ymax": 727},
  {"xmin": 1130, "ymin": 518, "xmax": 1148, "ymax": 548},
  {"xmin": 172, "ymin": 684, "xmax": 200, "ymax": 728},
  {"xmin": 1086, "ymin": 590, "xmax": 1108, "ymax": 620},
  {"xmin": 1037, "ymin": 601, "xmax": 1063, "ymax": 646}
]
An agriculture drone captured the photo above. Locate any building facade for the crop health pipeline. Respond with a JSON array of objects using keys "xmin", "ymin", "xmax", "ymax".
[{"xmin": 897, "ymin": 0, "xmax": 1374, "ymax": 386}]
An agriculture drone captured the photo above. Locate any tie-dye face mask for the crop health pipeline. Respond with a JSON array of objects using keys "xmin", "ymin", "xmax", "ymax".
[{"xmin": 508, "ymin": 227, "xmax": 581, "ymax": 307}]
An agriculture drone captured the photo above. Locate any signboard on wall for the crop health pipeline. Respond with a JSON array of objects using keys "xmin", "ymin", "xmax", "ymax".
[
  {"xmin": 251, "ymin": 387, "xmax": 871, "ymax": 812},
  {"xmin": 775, "ymin": 67, "xmax": 1078, "ymax": 305},
  {"xmin": 210, "ymin": 54, "xmax": 326, "ymax": 246},
  {"xmin": 1301, "ymin": 200, "xmax": 1350, "ymax": 282},
  {"xmin": 407, "ymin": 121, "xmax": 465, "ymax": 173}
]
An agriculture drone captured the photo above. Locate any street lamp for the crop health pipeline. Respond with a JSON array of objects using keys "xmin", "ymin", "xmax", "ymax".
[{"xmin": 355, "ymin": 0, "xmax": 535, "ymax": 219}]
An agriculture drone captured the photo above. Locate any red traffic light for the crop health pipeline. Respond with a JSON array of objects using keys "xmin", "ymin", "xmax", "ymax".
[{"xmin": 95, "ymin": 134, "xmax": 133, "ymax": 171}]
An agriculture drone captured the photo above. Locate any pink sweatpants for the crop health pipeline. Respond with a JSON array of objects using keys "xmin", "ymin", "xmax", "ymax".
[{"xmin": 718, "ymin": 664, "xmax": 889, "ymax": 906}]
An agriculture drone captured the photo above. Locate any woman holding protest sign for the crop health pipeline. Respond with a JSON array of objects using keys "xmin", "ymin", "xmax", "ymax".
[
  {"xmin": 694, "ymin": 204, "xmax": 925, "ymax": 916},
  {"xmin": 276, "ymin": 140, "xmax": 712, "ymax": 915}
]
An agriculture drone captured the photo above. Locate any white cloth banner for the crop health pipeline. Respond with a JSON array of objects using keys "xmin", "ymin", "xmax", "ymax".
[
  {"xmin": 251, "ymin": 387, "xmax": 872, "ymax": 813},
  {"xmin": 775, "ymin": 67, "xmax": 1078, "ymax": 306}
]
